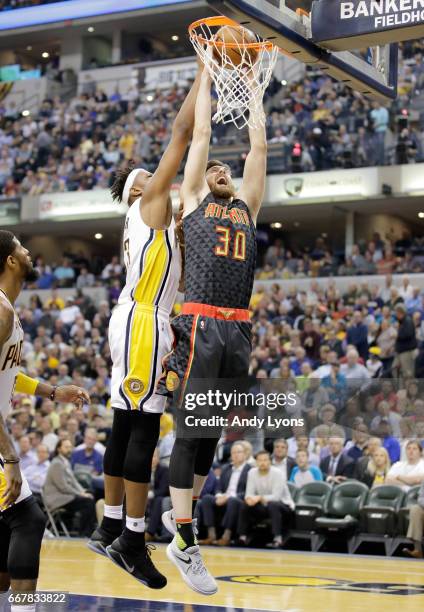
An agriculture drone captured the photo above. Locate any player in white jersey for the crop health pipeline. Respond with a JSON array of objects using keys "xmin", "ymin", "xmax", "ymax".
[
  {"xmin": 87, "ymin": 66, "xmax": 202, "ymax": 589},
  {"xmin": 0, "ymin": 230, "xmax": 90, "ymax": 612}
]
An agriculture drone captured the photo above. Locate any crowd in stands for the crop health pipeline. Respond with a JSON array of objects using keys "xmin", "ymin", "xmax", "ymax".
[
  {"xmin": 255, "ymin": 232, "xmax": 424, "ymax": 279},
  {"xmin": 0, "ymin": 39, "xmax": 423, "ymax": 197}
]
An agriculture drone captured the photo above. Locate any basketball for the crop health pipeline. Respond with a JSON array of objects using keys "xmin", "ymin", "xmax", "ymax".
[{"xmin": 213, "ymin": 25, "xmax": 258, "ymax": 69}]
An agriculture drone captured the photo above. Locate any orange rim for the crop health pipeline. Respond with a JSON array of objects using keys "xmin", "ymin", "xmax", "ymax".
[{"xmin": 188, "ymin": 16, "xmax": 275, "ymax": 51}]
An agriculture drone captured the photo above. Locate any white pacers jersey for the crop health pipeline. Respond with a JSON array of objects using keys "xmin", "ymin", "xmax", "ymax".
[
  {"xmin": 109, "ymin": 200, "xmax": 181, "ymax": 413},
  {"xmin": 119, "ymin": 199, "xmax": 181, "ymax": 312},
  {"xmin": 0, "ymin": 289, "xmax": 32, "ymax": 509}
]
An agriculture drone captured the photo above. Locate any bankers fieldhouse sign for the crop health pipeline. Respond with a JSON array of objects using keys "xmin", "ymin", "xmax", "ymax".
[{"xmin": 311, "ymin": 0, "xmax": 424, "ymax": 50}]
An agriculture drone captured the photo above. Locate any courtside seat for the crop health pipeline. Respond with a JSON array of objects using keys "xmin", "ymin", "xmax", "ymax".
[
  {"xmin": 314, "ymin": 481, "xmax": 369, "ymax": 552},
  {"xmin": 352, "ymin": 485, "xmax": 405, "ymax": 556},
  {"xmin": 294, "ymin": 482, "xmax": 332, "ymax": 531},
  {"xmin": 281, "ymin": 482, "xmax": 332, "ymax": 550},
  {"xmin": 287, "ymin": 481, "xmax": 299, "ymax": 503}
]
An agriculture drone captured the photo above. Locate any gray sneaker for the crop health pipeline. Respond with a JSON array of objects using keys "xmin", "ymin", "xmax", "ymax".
[{"xmin": 166, "ymin": 536, "xmax": 217, "ymax": 595}]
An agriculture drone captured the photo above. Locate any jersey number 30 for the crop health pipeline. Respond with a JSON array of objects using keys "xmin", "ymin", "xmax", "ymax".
[{"xmin": 214, "ymin": 226, "xmax": 246, "ymax": 261}]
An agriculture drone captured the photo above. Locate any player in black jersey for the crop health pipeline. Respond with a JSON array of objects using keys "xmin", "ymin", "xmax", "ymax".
[{"xmin": 160, "ymin": 68, "xmax": 267, "ymax": 595}]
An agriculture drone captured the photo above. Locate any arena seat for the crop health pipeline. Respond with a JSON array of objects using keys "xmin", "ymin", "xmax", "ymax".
[
  {"xmin": 314, "ymin": 481, "xmax": 369, "ymax": 553},
  {"xmin": 352, "ymin": 485, "xmax": 405, "ymax": 556},
  {"xmin": 281, "ymin": 481, "xmax": 332, "ymax": 550},
  {"xmin": 390, "ymin": 485, "xmax": 422, "ymax": 556},
  {"xmin": 287, "ymin": 481, "xmax": 299, "ymax": 503}
]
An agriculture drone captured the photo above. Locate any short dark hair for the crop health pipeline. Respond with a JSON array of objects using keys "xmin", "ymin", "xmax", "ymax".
[
  {"xmin": 206, "ymin": 159, "xmax": 230, "ymax": 172},
  {"xmin": 110, "ymin": 160, "xmax": 136, "ymax": 203},
  {"xmin": 0, "ymin": 230, "xmax": 16, "ymax": 274},
  {"xmin": 255, "ymin": 450, "xmax": 271, "ymax": 460}
]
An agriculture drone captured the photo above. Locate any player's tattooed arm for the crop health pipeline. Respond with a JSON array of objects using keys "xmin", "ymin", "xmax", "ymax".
[
  {"xmin": 180, "ymin": 68, "xmax": 212, "ymax": 216},
  {"xmin": 0, "ymin": 414, "xmax": 18, "ymax": 460},
  {"xmin": 0, "ymin": 301, "xmax": 13, "ymax": 356},
  {"xmin": 141, "ymin": 65, "xmax": 203, "ymax": 230}
]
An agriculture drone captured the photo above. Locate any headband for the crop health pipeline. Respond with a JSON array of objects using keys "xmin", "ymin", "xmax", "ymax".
[{"xmin": 122, "ymin": 168, "xmax": 142, "ymax": 205}]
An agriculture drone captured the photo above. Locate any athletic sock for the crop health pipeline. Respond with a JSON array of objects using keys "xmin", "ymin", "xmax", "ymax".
[
  {"xmin": 192, "ymin": 496, "xmax": 200, "ymax": 515},
  {"xmin": 100, "ymin": 504, "xmax": 124, "ymax": 536},
  {"xmin": 101, "ymin": 517, "xmax": 123, "ymax": 536},
  {"xmin": 119, "ymin": 517, "xmax": 146, "ymax": 551},
  {"xmin": 176, "ymin": 520, "xmax": 196, "ymax": 550}
]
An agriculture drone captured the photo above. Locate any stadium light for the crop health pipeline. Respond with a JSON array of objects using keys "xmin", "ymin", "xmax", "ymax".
[
  {"xmin": 418, "ymin": 212, "xmax": 424, "ymax": 219},
  {"xmin": 26, "ymin": 45, "xmax": 32, "ymax": 51},
  {"xmin": 88, "ymin": 26, "xmax": 95, "ymax": 32},
  {"xmin": 281, "ymin": 79, "xmax": 287, "ymax": 86},
  {"xmin": 22, "ymin": 110, "xmax": 30, "ymax": 117},
  {"xmin": 146, "ymin": 94, "xmax": 154, "ymax": 102},
  {"xmin": 271, "ymin": 222, "xmax": 282, "ymax": 229},
  {"xmin": 95, "ymin": 233, "xmax": 103, "ymax": 239},
  {"xmin": 42, "ymin": 51, "xmax": 49, "ymax": 58},
  {"xmin": 171, "ymin": 35, "xmax": 179, "ymax": 41}
]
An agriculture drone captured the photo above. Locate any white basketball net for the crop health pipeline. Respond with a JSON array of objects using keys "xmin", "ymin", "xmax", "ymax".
[{"xmin": 189, "ymin": 19, "xmax": 278, "ymax": 130}]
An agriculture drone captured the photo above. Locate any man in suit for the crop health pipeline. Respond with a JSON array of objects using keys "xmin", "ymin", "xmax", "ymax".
[
  {"xmin": 320, "ymin": 436, "xmax": 354, "ymax": 484},
  {"xmin": 43, "ymin": 438, "xmax": 96, "ymax": 536},
  {"xmin": 198, "ymin": 442, "xmax": 250, "ymax": 546},
  {"xmin": 272, "ymin": 439, "xmax": 296, "ymax": 481}
]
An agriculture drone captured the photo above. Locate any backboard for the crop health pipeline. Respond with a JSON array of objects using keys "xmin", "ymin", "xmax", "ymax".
[{"xmin": 206, "ymin": 0, "xmax": 399, "ymax": 100}]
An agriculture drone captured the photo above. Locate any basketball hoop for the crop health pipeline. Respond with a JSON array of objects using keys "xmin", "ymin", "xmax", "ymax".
[{"xmin": 189, "ymin": 16, "xmax": 278, "ymax": 130}]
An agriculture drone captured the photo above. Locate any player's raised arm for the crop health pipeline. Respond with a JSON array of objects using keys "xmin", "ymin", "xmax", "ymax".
[
  {"xmin": 238, "ymin": 98, "xmax": 267, "ymax": 223},
  {"xmin": 180, "ymin": 68, "xmax": 212, "ymax": 216},
  {"xmin": 140, "ymin": 66, "xmax": 202, "ymax": 228}
]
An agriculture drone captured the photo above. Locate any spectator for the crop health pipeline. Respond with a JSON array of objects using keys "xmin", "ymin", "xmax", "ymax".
[
  {"xmin": 394, "ymin": 303, "xmax": 417, "ymax": 380},
  {"xmin": 370, "ymin": 100, "xmax": 389, "ymax": 165},
  {"xmin": 71, "ymin": 427, "xmax": 104, "ymax": 485},
  {"xmin": 357, "ymin": 447, "xmax": 391, "ymax": 488},
  {"xmin": 43, "ymin": 439, "xmax": 97, "ymax": 537},
  {"xmin": 340, "ymin": 348, "xmax": 371, "ymax": 391},
  {"xmin": 385, "ymin": 439, "xmax": 424, "ymax": 491},
  {"xmin": 40, "ymin": 416, "xmax": 59, "ymax": 453},
  {"xmin": 76, "ymin": 267, "xmax": 96, "ymax": 289},
  {"xmin": 289, "ymin": 450, "xmax": 323, "ymax": 486},
  {"xmin": 347, "ymin": 311, "xmax": 369, "ymax": 362},
  {"xmin": 23, "ymin": 444, "xmax": 51, "ymax": 495},
  {"xmin": 18, "ymin": 435, "xmax": 37, "ymax": 470},
  {"xmin": 198, "ymin": 442, "xmax": 250, "ymax": 546},
  {"xmin": 271, "ymin": 439, "xmax": 296, "ymax": 481},
  {"xmin": 320, "ymin": 436, "xmax": 354, "ymax": 483},
  {"xmin": 238, "ymin": 451, "xmax": 294, "ymax": 549}
]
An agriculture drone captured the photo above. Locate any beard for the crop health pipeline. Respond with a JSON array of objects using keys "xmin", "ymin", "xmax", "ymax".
[
  {"xmin": 211, "ymin": 183, "xmax": 236, "ymax": 199},
  {"xmin": 24, "ymin": 264, "xmax": 39, "ymax": 282}
]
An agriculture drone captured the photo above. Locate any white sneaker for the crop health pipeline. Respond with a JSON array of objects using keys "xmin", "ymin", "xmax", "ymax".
[
  {"xmin": 166, "ymin": 536, "xmax": 218, "ymax": 596},
  {"xmin": 162, "ymin": 510, "xmax": 198, "ymax": 536}
]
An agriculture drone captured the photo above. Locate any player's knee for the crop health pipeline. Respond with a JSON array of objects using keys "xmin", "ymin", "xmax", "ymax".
[
  {"xmin": 7, "ymin": 503, "xmax": 45, "ymax": 580},
  {"xmin": 123, "ymin": 437, "xmax": 157, "ymax": 483}
]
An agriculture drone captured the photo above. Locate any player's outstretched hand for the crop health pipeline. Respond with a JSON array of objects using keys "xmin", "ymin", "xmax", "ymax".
[
  {"xmin": 2, "ymin": 463, "xmax": 22, "ymax": 508},
  {"xmin": 55, "ymin": 385, "xmax": 91, "ymax": 408}
]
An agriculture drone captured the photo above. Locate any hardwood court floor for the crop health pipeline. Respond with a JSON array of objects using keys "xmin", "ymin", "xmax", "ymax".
[{"xmin": 37, "ymin": 539, "xmax": 424, "ymax": 611}]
